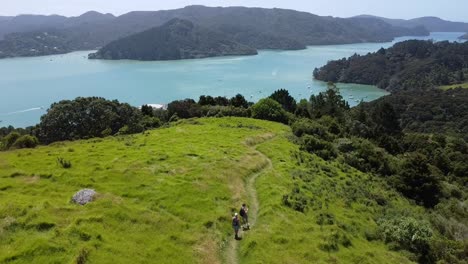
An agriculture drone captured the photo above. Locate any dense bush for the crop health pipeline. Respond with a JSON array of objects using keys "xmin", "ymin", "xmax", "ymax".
[
  {"xmin": 393, "ymin": 153, "xmax": 442, "ymax": 208},
  {"xmin": 57, "ymin": 157, "xmax": 72, "ymax": 169},
  {"xmin": 2, "ymin": 132, "xmax": 21, "ymax": 149},
  {"xmin": 300, "ymin": 135, "xmax": 337, "ymax": 160},
  {"xmin": 341, "ymin": 138, "xmax": 395, "ymax": 175},
  {"xmin": 282, "ymin": 185, "xmax": 308, "ymax": 213},
  {"xmin": 378, "ymin": 217, "xmax": 433, "ymax": 256},
  {"xmin": 251, "ymin": 98, "xmax": 289, "ymax": 124},
  {"xmin": 12, "ymin": 135, "xmax": 39, "ymax": 149},
  {"xmin": 362, "ymin": 89, "xmax": 468, "ymax": 138},
  {"xmin": 291, "ymin": 119, "xmax": 332, "ymax": 139},
  {"xmin": 38, "ymin": 97, "xmax": 147, "ymax": 144},
  {"xmin": 167, "ymin": 99, "xmax": 201, "ymax": 119}
]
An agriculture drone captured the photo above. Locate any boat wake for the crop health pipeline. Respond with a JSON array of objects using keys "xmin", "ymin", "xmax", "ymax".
[{"xmin": 1, "ymin": 107, "xmax": 44, "ymax": 116}]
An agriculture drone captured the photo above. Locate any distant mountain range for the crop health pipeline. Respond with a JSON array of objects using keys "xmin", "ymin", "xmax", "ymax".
[
  {"xmin": 1, "ymin": 6, "xmax": 466, "ymax": 60},
  {"xmin": 0, "ymin": 6, "xmax": 433, "ymax": 59},
  {"xmin": 355, "ymin": 15, "xmax": 468, "ymax": 32},
  {"xmin": 88, "ymin": 19, "xmax": 258, "ymax": 60},
  {"xmin": 0, "ymin": 11, "xmax": 115, "ymax": 40}
]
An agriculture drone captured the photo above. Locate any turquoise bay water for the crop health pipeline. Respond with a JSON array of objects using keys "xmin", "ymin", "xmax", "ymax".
[{"xmin": 0, "ymin": 32, "xmax": 464, "ymax": 127}]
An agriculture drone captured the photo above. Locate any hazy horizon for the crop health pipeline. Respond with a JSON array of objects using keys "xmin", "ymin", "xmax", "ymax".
[{"xmin": 1, "ymin": 0, "xmax": 468, "ymax": 22}]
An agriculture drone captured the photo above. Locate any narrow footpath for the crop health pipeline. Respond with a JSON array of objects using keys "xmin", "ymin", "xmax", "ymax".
[{"xmin": 224, "ymin": 139, "xmax": 273, "ymax": 264}]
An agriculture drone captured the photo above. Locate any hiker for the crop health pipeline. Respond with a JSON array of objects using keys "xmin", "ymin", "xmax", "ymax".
[
  {"xmin": 240, "ymin": 203, "xmax": 249, "ymax": 229},
  {"xmin": 232, "ymin": 213, "xmax": 241, "ymax": 239}
]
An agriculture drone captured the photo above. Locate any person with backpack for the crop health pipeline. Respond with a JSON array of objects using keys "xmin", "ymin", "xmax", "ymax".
[
  {"xmin": 239, "ymin": 203, "xmax": 249, "ymax": 230},
  {"xmin": 232, "ymin": 213, "xmax": 241, "ymax": 240}
]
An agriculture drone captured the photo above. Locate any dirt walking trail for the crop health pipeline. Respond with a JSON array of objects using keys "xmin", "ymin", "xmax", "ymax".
[{"xmin": 224, "ymin": 138, "xmax": 273, "ymax": 264}]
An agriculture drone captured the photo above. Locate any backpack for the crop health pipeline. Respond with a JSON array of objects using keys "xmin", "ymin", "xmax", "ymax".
[
  {"xmin": 232, "ymin": 217, "xmax": 239, "ymax": 227},
  {"xmin": 239, "ymin": 207, "xmax": 246, "ymax": 217}
]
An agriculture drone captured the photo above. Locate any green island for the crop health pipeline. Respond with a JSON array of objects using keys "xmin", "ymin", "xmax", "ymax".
[
  {"xmin": 88, "ymin": 19, "xmax": 258, "ymax": 61},
  {"xmin": 1, "ymin": 84, "xmax": 467, "ymax": 263},
  {"xmin": 313, "ymin": 40, "xmax": 468, "ymax": 92}
]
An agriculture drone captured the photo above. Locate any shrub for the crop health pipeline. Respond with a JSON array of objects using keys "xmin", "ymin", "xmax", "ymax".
[
  {"xmin": 101, "ymin": 128, "xmax": 113, "ymax": 137},
  {"xmin": 140, "ymin": 116, "xmax": 161, "ymax": 130},
  {"xmin": 282, "ymin": 193, "xmax": 308, "ymax": 213},
  {"xmin": 12, "ymin": 135, "xmax": 39, "ymax": 149},
  {"xmin": 377, "ymin": 217, "xmax": 433, "ymax": 255},
  {"xmin": 251, "ymin": 98, "xmax": 289, "ymax": 124},
  {"xmin": 76, "ymin": 247, "xmax": 89, "ymax": 264},
  {"xmin": 316, "ymin": 213, "xmax": 335, "ymax": 226},
  {"xmin": 291, "ymin": 119, "xmax": 332, "ymax": 139},
  {"xmin": 300, "ymin": 135, "xmax": 337, "ymax": 160},
  {"xmin": 118, "ymin": 126, "xmax": 129, "ymax": 135},
  {"xmin": 282, "ymin": 186, "xmax": 308, "ymax": 212},
  {"xmin": 57, "ymin": 157, "xmax": 72, "ymax": 169},
  {"xmin": 2, "ymin": 132, "xmax": 21, "ymax": 149},
  {"xmin": 341, "ymin": 138, "xmax": 396, "ymax": 176}
]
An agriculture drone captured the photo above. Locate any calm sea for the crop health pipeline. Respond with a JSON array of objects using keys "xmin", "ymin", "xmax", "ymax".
[{"xmin": 0, "ymin": 32, "xmax": 464, "ymax": 127}]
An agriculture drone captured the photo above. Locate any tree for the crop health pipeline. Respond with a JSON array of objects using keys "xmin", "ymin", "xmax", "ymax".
[
  {"xmin": 309, "ymin": 85, "xmax": 349, "ymax": 120},
  {"xmin": 167, "ymin": 99, "xmax": 201, "ymax": 119},
  {"xmin": 458, "ymin": 70, "xmax": 465, "ymax": 82},
  {"xmin": 295, "ymin": 99, "xmax": 310, "ymax": 118},
  {"xmin": 141, "ymin": 105, "xmax": 154, "ymax": 117},
  {"xmin": 38, "ymin": 97, "xmax": 145, "ymax": 144},
  {"xmin": 269, "ymin": 89, "xmax": 297, "ymax": 113},
  {"xmin": 371, "ymin": 101, "xmax": 401, "ymax": 136},
  {"xmin": 394, "ymin": 153, "xmax": 442, "ymax": 208},
  {"xmin": 214, "ymin": 96, "xmax": 229, "ymax": 106},
  {"xmin": 198, "ymin": 95, "xmax": 216, "ymax": 106},
  {"xmin": 229, "ymin": 94, "xmax": 249, "ymax": 108},
  {"xmin": 251, "ymin": 98, "xmax": 289, "ymax": 124}
]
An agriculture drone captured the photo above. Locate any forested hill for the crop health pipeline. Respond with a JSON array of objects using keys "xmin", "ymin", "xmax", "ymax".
[
  {"xmin": 0, "ymin": 12, "xmax": 115, "ymax": 40},
  {"xmin": 314, "ymin": 40, "xmax": 468, "ymax": 92},
  {"xmin": 363, "ymin": 88, "xmax": 468, "ymax": 137},
  {"xmin": 0, "ymin": 5, "xmax": 429, "ymax": 58},
  {"xmin": 355, "ymin": 15, "xmax": 468, "ymax": 32},
  {"xmin": 0, "ymin": 31, "xmax": 73, "ymax": 58},
  {"xmin": 88, "ymin": 19, "xmax": 258, "ymax": 61}
]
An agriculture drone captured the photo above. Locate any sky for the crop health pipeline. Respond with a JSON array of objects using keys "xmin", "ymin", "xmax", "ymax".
[{"xmin": 1, "ymin": 0, "xmax": 467, "ymax": 22}]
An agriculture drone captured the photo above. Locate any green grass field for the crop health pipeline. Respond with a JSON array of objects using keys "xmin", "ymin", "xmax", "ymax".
[
  {"xmin": 0, "ymin": 117, "xmax": 418, "ymax": 263},
  {"xmin": 440, "ymin": 82, "xmax": 468, "ymax": 90}
]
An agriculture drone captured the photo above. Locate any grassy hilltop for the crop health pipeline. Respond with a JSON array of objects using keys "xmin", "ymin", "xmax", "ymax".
[{"xmin": 0, "ymin": 117, "xmax": 424, "ymax": 263}]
